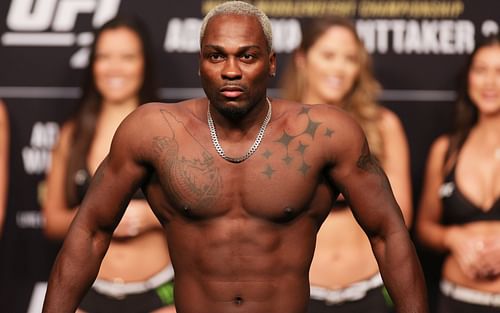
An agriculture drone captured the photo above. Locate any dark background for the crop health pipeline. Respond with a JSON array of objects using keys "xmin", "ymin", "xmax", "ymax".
[{"xmin": 1, "ymin": 0, "xmax": 499, "ymax": 312}]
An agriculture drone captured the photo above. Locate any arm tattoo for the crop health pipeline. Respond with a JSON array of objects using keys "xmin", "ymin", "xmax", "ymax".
[
  {"xmin": 356, "ymin": 140, "xmax": 392, "ymax": 192},
  {"xmin": 153, "ymin": 110, "xmax": 222, "ymax": 209},
  {"xmin": 356, "ymin": 141, "xmax": 383, "ymax": 175}
]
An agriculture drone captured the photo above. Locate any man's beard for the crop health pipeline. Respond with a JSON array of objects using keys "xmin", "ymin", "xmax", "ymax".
[{"xmin": 215, "ymin": 101, "xmax": 252, "ymax": 120}]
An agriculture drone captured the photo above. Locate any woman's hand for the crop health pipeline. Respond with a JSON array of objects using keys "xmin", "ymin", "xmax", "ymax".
[
  {"xmin": 474, "ymin": 235, "xmax": 500, "ymax": 279},
  {"xmin": 444, "ymin": 227, "xmax": 485, "ymax": 279},
  {"xmin": 445, "ymin": 227, "xmax": 500, "ymax": 280}
]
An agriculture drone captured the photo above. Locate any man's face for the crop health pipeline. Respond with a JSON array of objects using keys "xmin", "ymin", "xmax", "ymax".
[{"xmin": 200, "ymin": 14, "xmax": 276, "ymax": 119}]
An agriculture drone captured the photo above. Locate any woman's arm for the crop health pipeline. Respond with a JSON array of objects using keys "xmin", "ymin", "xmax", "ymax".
[
  {"xmin": 43, "ymin": 108, "xmax": 152, "ymax": 313},
  {"xmin": 379, "ymin": 108, "xmax": 413, "ymax": 226},
  {"xmin": 43, "ymin": 122, "xmax": 78, "ymax": 239},
  {"xmin": 0, "ymin": 101, "xmax": 9, "ymax": 237},
  {"xmin": 416, "ymin": 136, "xmax": 487, "ymax": 279},
  {"xmin": 416, "ymin": 136, "xmax": 453, "ymax": 251}
]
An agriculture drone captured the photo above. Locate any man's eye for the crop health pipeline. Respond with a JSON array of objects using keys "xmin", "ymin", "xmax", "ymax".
[
  {"xmin": 210, "ymin": 54, "xmax": 224, "ymax": 61},
  {"xmin": 241, "ymin": 54, "xmax": 255, "ymax": 60}
]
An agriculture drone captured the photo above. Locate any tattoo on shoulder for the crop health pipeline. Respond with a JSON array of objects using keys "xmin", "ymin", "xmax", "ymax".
[
  {"xmin": 324, "ymin": 128, "xmax": 334, "ymax": 138},
  {"xmin": 262, "ymin": 164, "xmax": 276, "ymax": 179},
  {"xmin": 265, "ymin": 105, "xmax": 325, "ymax": 177},
  {"xmin": 262, "ymin": 149, "xmax": 272, "ymax": 159},
  {"xmin": 260, "ymin": 105, "xmax": 336, "ymax": 179},
  {"xmin": 298, "ymin": 105, "xmax": 321, "ymax": 139}
]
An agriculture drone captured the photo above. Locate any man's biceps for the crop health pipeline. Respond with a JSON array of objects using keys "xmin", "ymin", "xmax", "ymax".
[
  {"xmin": 349, "ymin": 205, "xmax": 382, "ymax": 235},
  {"xmin": 108, "ymin": 145, "xmax": 146, "ymax": 172},
  {"xmin": 334, "ymin": 167, "xmax": 369, "ymax": 188},
  {"xmin": 82, "ymin": 187, "xmax": 128, "ymax": 222}
]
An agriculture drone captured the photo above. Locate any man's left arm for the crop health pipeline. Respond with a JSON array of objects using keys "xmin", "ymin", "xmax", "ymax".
[{"xmin": 328, "ymin": 115, "xmax": 428, "ymax": 313}]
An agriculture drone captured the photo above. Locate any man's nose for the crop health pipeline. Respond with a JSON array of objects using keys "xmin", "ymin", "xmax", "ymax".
[{"xmin": 221, "ymin": 58, "xmax": 242, "ymax": 80}]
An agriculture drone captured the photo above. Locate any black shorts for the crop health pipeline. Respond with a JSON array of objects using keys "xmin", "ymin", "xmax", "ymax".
[
  {"xmin": 79, "ymin": 280, "xmax": 174, "ymax": 313},
  {"xmin": 437, "ymin": 292, "xmax": 500, "ymax": 313},
  {"xmin": 308, "ymin": 286, "xmax": 394, "ymax": 313}
]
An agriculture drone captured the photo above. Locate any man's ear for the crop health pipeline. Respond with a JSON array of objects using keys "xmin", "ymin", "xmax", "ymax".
[
  {"xmin": 269, "ymin": 51, "xmax": 277, "ymax": 77},
  {"xmin": 198, "ymin": 52, "xmax": 202, "ymax": 76}
]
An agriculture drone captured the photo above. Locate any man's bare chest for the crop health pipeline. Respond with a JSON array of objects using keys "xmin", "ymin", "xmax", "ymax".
[{"xmin": 146, "ymin": 107, "xmax": 335, "ymax": 221}]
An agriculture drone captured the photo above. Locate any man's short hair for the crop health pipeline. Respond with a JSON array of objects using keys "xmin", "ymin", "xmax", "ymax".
[{"xmin": 200, "ymin": 1, "xmax": 273, "ymax": 52}]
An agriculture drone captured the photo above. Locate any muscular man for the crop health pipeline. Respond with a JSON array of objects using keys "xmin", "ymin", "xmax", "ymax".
[{"xmin": 43, "ymin": 2, "xmax": 427, "ymax": 313}]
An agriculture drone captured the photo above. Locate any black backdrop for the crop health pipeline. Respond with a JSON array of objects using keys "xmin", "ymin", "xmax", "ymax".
[{"xmin": 1, "ymin": 0, "xmax": 499, "ymax": 312}]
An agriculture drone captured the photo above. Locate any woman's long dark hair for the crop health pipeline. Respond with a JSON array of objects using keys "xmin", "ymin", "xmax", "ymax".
[
  {"xmin": 444, "ymin": 34, "xmax": 500, "ymax": 167},
  {"xmin": 65, "ymin": 15, "xmax": 158, "ymax": 207}
]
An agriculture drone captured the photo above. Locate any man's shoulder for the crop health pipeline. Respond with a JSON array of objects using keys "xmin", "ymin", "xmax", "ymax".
[
  {"xmin": 273, "ymin": 99, "xmax": 364, "ymax": 147},
  {"xmin": 274, "ymin": 99, "xmax": 351, "ymax": 120},
  {"xmin": 302, "ymin": 102, "xmax": 361, "ymax": 131},
  {"xmin": 128, "ymin": 99, "xmax": 203, "ymax": 122},
  {"xmin": 112, "ymin": 99, "xmax": 204, "ymax": 152},
  {"xmin": 135, "ymin": 100, "xmax": 196, "ymax": 114}
]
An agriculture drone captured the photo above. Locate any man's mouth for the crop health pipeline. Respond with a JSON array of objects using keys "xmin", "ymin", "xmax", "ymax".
[{"xmin": 220, "ymin": 86, "xmax": 244, "ymax": 98}]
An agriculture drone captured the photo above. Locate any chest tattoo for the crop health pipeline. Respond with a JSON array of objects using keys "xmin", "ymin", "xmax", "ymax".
[
  {"xmin": 260, "ymin": 106, "xmax": 333, "ymax": 179},
  {"xmin": 153, "ymin": 109, "xmax": 222, "ymax": 209}
]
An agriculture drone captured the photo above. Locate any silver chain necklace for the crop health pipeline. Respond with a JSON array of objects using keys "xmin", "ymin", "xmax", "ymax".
[{"xmin": 207, "ymin": 98, "xmax": 272, "ymax": 163}]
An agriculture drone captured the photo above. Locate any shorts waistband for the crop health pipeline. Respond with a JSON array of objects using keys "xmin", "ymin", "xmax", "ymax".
[
  {"xmin": 310, "ymin": 273, "xmax": 383, "ymax": 305},
  {"xmin": 440, "ymin": 279, "xmax": 500, "ymax": 307},
  {"xmin": 92, "ymin": 264, "xmax": 174, "ymax": 299}
]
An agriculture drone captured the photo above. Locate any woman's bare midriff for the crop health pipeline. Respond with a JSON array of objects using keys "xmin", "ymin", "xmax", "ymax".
[
  {"xmin": 309, "ymin": 210, "xmax": 379, "ymax": 289},
  {"xmin": 97, "ymin": 229, "xmax": 170, "ymax": 282},
  {"xmin": 442, "ymin": 221, "xmax": 500, "ymax": 292}
]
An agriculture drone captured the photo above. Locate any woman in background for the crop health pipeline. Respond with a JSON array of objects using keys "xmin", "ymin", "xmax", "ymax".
[
  {"xmin": 416, "ymin": 34, "xmax": 500, "ymax": 313},
  {"xmin": 0, "ymin": 100, "xmax": 9, "ymax": 237},
  {"xmin": 43, "ymin": 17, "xmax": 175, "ymax": 313},
  {"xmin": 281, "ymin": 17, "xmax": 412, "ymax": 312}
]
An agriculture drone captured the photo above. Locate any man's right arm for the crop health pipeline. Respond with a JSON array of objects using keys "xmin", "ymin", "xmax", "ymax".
[{"xmin": 42, "ymin": 110, "xmax": 151, "ymax": 313}]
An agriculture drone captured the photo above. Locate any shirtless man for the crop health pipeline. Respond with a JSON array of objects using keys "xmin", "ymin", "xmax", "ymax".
[{"xmin": 42, "ymin": 2, "xmax": 427, "ymax": 313}]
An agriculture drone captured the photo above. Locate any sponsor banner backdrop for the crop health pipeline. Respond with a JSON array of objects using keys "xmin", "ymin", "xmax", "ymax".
[{"xmin": 0, "ymin": 0, "xmax": 499, "ymax": 312}]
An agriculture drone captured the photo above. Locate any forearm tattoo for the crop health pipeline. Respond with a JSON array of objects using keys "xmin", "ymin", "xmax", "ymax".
[{"xmin": 153, "ymin": 110, "xmax": 222, "ymax": 209}]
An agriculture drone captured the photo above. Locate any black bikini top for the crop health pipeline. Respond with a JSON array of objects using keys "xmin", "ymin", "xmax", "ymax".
[{"xmin": 440, "ymin": 165, "xmax": 500, "ymax": 225}]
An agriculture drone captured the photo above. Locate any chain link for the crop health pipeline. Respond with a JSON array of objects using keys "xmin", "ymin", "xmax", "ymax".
[{"xmin": 207, "ymin": 98, "xmax": 272, "ymax": 163}]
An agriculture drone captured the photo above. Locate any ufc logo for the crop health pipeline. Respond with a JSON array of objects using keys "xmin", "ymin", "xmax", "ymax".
[
  {"xmin": 7, "ymin": 0, "xmax": 120, "ymax": 31},
  {"xmin": 2, "ymin": 0, "xmax": 121, "ymax": 68}
]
